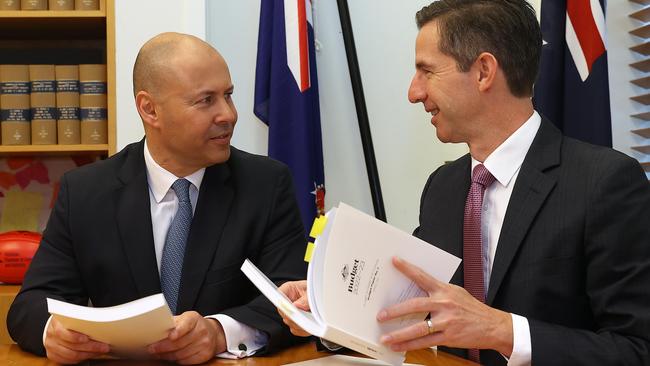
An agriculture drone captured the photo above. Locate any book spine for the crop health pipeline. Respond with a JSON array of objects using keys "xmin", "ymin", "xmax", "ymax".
[
  {"xmin": 0, "ymin": 0, "xmax": 20, "ymax": 10},
  {"xmin": 74, "ymin": 0, "xmax": 97, "ymax": 10},
  {"xmin": 48, "ymin": 0, "xmax": 73, "ymax": 10},
  {"xmin": 55, "ymin": 65, "xmax": 80, "ymax": 145},
  {"xmin": 30, "ymin": 65, "xmax": 57, "ymax": 145},
  {"xmin": 0, "ymin": 65, "xmax": 31, "ymax": 145},
  {"xmin": 20, "ymin": 0, "xmax": 46, "ymax": 10},
  {"xmin": 79, "ymin": 64, "xmax": 107, "ymax": 144}
]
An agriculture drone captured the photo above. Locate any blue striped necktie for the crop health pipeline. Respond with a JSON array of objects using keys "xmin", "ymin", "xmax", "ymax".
[{"xmin": 160, "ymin": 178, "xmax": 192, "ymax": 314}]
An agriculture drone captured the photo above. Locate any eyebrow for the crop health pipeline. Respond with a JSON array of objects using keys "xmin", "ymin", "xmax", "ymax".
[
  {"xmin": 192, "ymin": 85, "xmax": 234, "ymax": 98},
  {"xmin": 415, "ymin": 60, "xmax": 434, "ymax": 70}
]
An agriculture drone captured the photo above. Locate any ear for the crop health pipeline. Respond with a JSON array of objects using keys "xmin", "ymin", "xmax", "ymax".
[
  {"xmin": 135, "ymin": 91, "xmax": 160, "ymax": 129},
  {"xmin": 474, "ymin": 52, "xmax": 498, "ymax": 93}
]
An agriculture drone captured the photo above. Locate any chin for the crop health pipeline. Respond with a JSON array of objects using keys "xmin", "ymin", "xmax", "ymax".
[
  {"xmin": 435, "ymin": 130, "xmax": 452, "ymax": 143},
  {"xmin": 208, "ymin": 148, "xmax": 231, "ymax": 165}
]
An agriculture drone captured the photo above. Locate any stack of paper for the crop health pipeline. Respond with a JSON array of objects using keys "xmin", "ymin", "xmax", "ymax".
[
  {"xmin": 47, "ymin": 293, "xmax": 174, "ymax": 349},
  {"xmin": 242, "ymin": 203, "xmax": 461, "ymax": 366}
]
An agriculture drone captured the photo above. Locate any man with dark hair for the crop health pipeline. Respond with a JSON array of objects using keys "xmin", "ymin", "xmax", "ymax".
[
  {"xmin": 279, "ymin": 1, "xmax": 650, "ymax": 365},
  {"xmin": 8, "ymin": 32, "xmax": 306, "ymax": 364}
]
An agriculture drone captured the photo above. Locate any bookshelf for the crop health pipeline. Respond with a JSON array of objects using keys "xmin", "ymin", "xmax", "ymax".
[
  {"xmin": 0, "ymin": 0, "xmax": 115, "ymax": 344},
  {"xmin": 0, "ymin": 0, "xmax": 116, "ymax": 155}
]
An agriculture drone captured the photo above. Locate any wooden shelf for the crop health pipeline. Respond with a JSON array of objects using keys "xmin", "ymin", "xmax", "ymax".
[
  {"xmin": 0, "ymin": 17, "xmax": 106, "ymax": 41},
  {"xmin": 631, "ymin": 0, "xmax": 650, "ymax": 5},
  {"xmin": 0, "ymin": 1, "xmax": 106, "ymax": 41},
  {"xmin": 0, "ymin": 285, "xmax": 20, "ymax": 345},
  {"xmin": 0, "ymin": 144, "xmax": 108, "ymax": 156},
  {"xmin": 0, "ymin": 10, "xmax": 104, "ymax": 18},
  {"xmin": 0, "ymin": 0, "xmax": 115, "ymax": 156}
]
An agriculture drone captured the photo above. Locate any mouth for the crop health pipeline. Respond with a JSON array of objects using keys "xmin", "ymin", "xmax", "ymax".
[
  {"xmin": 209, "ymin": 131, "xmax": 232, "ymax": 144},
  {"xmin": 427, "ymin": 108, "xmax": 440, "ymax": 125}
]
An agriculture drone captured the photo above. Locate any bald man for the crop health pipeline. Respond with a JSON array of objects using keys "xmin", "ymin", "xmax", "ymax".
[{"xmin": 7, "ymin": 32, "xmax": 307, "ymax": 364}]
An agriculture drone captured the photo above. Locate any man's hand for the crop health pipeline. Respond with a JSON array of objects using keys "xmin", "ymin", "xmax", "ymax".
[
  {"xmin": 148, "ymin": 311, "xmax": 226, "ymax": 364},
  {"xmin": 277, "ymin": 280, "xmax": 311, "ymax": 337},
  {"xmin": 44, "ymin": 317, "xmax": 110, "ymax": 364},
  {"xmin": 377, "ymin": 257, "xmax": 514, "ymax": 356}
]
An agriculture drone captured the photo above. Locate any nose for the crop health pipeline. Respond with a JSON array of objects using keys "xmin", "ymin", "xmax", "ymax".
[
  {"xmin": 408, "ymin": 73, "xmax": 425, "ymax": 104},
  {"xmin": 214, "ymin": 97, "xmax": 238, "ymax": 125}
]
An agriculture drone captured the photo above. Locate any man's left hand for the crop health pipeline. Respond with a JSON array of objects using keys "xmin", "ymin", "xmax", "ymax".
[
  {"xmin": 377, "ymin": 257, "xmax": 514, "ymax": 356},
  {"xmin": 148, "ymin": 311, "xmax": 226, "ymax": 364}
]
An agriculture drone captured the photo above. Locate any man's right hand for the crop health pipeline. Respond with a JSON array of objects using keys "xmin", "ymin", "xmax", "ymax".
[
  {"xmin": 277, "ymin": 280, "xmax": 311, "ymax": 337},
  {"xmin": 44, "ymin": 317, "xmax": 110, "ymax": 364}
]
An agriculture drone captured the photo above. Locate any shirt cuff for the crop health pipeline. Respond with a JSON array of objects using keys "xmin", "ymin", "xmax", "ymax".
[
  {"xmin": 42, "ymin": 315, "xmax": 53, "ymax": 347},
  {"xmin": 207, "ymin": 314, "xmax": 268, "ymax": 359},
  {"xmin": 506, "ymin": 313, "xmax": 531, "ymax": 366}
]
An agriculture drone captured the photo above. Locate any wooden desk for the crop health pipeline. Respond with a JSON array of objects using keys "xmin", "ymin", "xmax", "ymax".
[
  {"xmin": 0, "ymin": 285, "xmax": 20, "ymax": 345},
  {"xmin": 0, "ymin": 342, "xmax": 478, "ymax": 365}
]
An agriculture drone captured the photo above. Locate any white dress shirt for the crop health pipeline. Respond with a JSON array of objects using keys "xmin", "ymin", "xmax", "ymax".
[
  {"xmin": 470, "ymin": 111, "xmax": 541, "ymax": 366},
  {"xmin": 143, "ymin": 142, "xmax": 267, "ymax": 358}
]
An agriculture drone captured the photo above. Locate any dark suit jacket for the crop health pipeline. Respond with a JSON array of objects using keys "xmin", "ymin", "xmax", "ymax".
[
  {"xmin": 7, "ymin": 140, "xmax": 308, "ymax": 356},
  {"xmin": 414, "ymin": 120, "xmax": 650, "ymax": 365}
]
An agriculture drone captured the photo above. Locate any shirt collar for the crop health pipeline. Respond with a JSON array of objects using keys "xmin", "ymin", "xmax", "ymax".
[
  {"xmin": 143, "ymin": 140, "xmax": 205, "ymax": 203},
  {"xmin": 471, "ymin": 111, "xmax": 541, "ymax": 187}
]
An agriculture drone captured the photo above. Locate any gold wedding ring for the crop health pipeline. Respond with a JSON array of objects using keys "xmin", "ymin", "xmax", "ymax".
[{"xmin": 426, "ymin": 319, "xmax": 435, "ymax": 335}]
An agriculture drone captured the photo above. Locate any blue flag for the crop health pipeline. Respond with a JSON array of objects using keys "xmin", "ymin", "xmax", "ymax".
[
  {"xmin": 254, "ymin": 0, "xmax": 325, "ymax": 232},
  {"xmin": 534, "ymin": 0, "xmax": 612, "ymax": 147}
]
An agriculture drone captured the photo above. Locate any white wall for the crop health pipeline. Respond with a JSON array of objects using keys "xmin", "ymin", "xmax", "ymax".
[
  {"xmin": 115, "ymin": 0, "xmax": 641, "ymax": 232},
  {"xmin": 114, "ymin": 0, "xmax": 205, "ymax": 149},
  {"xmin": 207, "ymin": 0, "xmax": 467, "ymax": 232}
]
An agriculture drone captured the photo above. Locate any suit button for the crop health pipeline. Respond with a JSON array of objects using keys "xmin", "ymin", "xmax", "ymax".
[{"xmin": 238, "ymin": 343, "xmax": 247, "ymax": 351}]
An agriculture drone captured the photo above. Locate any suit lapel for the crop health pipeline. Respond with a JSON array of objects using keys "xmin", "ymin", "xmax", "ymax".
[
  {"xmin": 176, "ymin": 161, "xmax": 234, "ymax": 312},
  {"xmin": 486, "ymin": 120, "xmax": 561, "ymax": 305},
  {"xmin": 443, "ymin": 156, "xmax": 471, "ymax": 286},
  {"xmin": 115, "ymin": 141, "xmax": 161, "ymax": 297}
]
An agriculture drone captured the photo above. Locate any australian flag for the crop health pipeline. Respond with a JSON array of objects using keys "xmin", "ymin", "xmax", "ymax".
[
  {"xmin": 534, "ymin": 0, "xmax": 612, "ymax": 147},
  {"xmin": 254, "ymin": 0, "xmax": 326, "ymax": 233}
]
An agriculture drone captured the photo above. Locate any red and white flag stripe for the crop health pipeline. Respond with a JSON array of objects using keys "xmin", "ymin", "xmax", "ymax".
[
  {"xmin": 565, "ymin": 0, "xmax": 606, "ymax": 82},
  {"xmin": 285, "ymin": 0, "xmax": 312, "ymax": 92}
]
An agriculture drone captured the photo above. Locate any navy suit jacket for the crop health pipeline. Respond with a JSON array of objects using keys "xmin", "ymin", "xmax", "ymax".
[
  {"xmin": 414, "ymin": 120, "xmax": 650, "ymax": 365},
  {"xmin": 8, "ymin": 140, "xmax": 308, "ymax": 356}
]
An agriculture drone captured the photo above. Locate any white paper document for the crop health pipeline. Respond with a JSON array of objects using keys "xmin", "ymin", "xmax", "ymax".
[
  {"xmin": 47, "ymin": 293, "xmax": 175, "ymax": 349},
  {"xmin": 241, "ymin": 203, "xmax": 461, "ymax": 366}
]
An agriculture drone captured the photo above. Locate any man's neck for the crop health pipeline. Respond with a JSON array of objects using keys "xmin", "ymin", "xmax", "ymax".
[
  {"xmin": 145, "ymin": 138, "xmax": 201, "ymax": 178},
  {"xmin": 468, "ymin": 100, "xmax": 534, "ymax": 162}
]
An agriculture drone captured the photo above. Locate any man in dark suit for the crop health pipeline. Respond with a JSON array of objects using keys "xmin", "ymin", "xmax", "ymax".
[
  {"xmin": 374, "ymin": 1, "xmax": 650, "ymax": 365},
  {"xmin": 8, "ymin": 32, "xmax": 306, "ymax": 364},
  {"xmin": 279, "ymin": 1, "xmax": 650, "ymax": 365}
]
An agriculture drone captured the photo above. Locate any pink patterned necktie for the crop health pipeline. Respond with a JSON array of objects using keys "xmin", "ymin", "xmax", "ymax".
[{"xmin": 463, "ymin": 163, "xmax": 495, "ymax": 363}]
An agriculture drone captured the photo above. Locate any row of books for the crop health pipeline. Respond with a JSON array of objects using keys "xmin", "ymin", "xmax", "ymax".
[
  {"xmin": 0, "ymin": 0, "xmax": 98, "ymax": 11},
  {"xmin": 0, "ymin": 64, "xmax": 107, "ymax": 146}
]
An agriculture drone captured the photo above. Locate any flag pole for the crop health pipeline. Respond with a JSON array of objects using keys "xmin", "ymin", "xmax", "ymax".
[{"xmin": 335, "ymin": 0, "xmax": 386, "ymax": 221}]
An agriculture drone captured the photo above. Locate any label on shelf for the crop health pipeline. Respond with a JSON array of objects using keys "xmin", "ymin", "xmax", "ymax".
[
  {"xmin": 79, "ymin": 81, "xmax": 107, "ymax": 95},
  {"xmin": 0, "ymin": 82, "xmax": 30, "ymax": 95}
]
